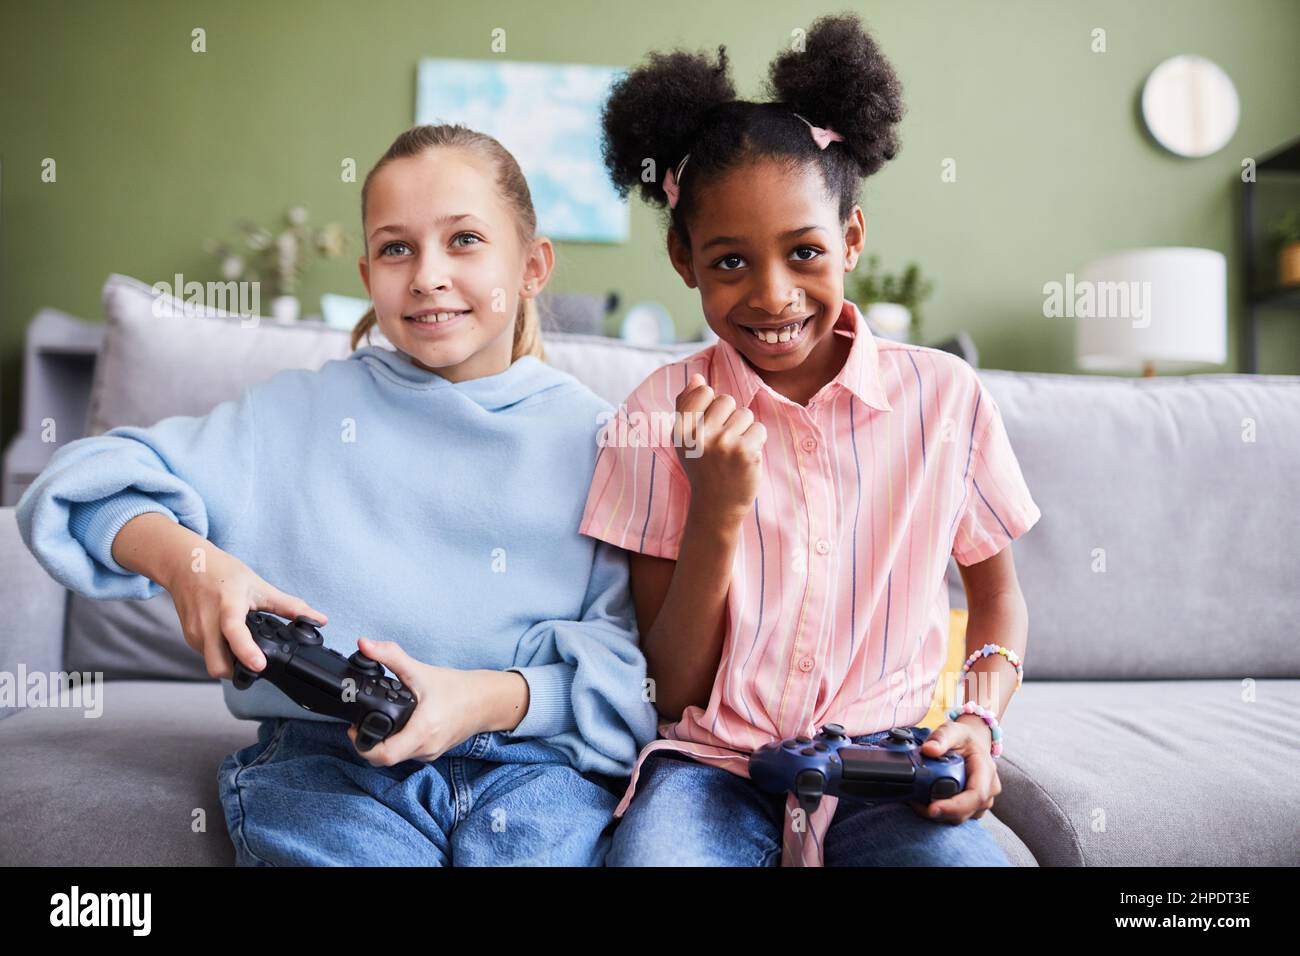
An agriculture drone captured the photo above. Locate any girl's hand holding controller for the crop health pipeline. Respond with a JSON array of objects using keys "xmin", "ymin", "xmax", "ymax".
[
  {"xmin": 674, "ymin": 372, "xmax": 768, "ymax": 523},
  {"xmin": 911, "ymin": 717, "xmax": 1002, "ymax": 825},
  {"xmin": 345, "ymin": 638, "xmax": 528, "ymax": 765},
  {"xmin": 161, "ymin": 538, "xmax": 328, "ymax": 680},
  {"xmin": 112, "ymin": 512, "xmax": 329, "ymax": 681}
]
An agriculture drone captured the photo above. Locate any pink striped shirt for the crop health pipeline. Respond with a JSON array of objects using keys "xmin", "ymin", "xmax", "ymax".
[{"xmin": 579, "ymin": 300, "xmax": 1041, "ymax": 866}]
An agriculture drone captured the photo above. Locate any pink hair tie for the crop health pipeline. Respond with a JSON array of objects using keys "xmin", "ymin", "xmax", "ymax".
[{"xmin": 792, "ymin": 113, "xmax": 844, "ymax": 150}]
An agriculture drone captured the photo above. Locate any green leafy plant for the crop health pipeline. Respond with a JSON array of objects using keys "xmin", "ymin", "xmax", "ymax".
[
  {"xmin": 205, "ymin": 204, "xmax": 348, "ymax": 298},
  {"xmin": 1270, "ymin": 210, "xmax": 1300, "ymax": 249},
  {"xmin": 846, "ymin": 255, "xmax": 936, "ymax": 341}
]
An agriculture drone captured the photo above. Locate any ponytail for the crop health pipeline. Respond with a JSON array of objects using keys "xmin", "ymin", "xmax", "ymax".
[
  {"xmin": 514, "ymin": 296, "xmax": 545, "ymax": 362},
  {"xmin": 350, "ymin": 307, "xmax": 379, "ymax": 352}
]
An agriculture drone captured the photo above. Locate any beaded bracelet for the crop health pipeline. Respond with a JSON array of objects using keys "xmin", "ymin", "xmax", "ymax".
[
  {"xmin": 948, "ymin": 701, "xmax": 1003, "ymax": 758},
  {"xmin": 961, "ymin": 642, "xmax": 1024, "ymax": 689}
]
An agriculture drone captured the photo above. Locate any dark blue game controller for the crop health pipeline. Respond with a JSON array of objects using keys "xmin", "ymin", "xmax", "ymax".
[
  {"xmin": 749, "ymin": 724, "xmax": 965, "ymax": 815},
  {"xmin": 232, "ymin": 611, "xmax": 416, "ymax": 752}
]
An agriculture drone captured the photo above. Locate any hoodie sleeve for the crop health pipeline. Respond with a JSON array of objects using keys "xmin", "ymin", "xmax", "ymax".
[
  {"xmin": 503, "ymin": 538, "xmax": 659, "ymax": 777},
  {"xmin": 14, "ymin": 389, "xmax": 258, "ymax": 601}
]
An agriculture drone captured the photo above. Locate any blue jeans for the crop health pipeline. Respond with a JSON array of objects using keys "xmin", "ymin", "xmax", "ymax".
[
  {"xmin": 607, "ymin": 731, "xmax": 1014, "ymax": 867},
  {"xmin": 217, "ymin": 718, "xmax": 622, "ymax": 866}
]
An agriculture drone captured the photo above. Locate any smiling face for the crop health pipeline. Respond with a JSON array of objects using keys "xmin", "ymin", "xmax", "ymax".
[
  {"xmin": 358, "ymin": 148, "xmax": 552, "ymax": 383},
  {"xmin": 668, "ymin": 158, "xmax": 866, "ymax": 405}
]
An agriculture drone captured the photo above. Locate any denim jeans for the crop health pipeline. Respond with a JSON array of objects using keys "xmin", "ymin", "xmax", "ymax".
[
  {"xmin": 607, "ymin": 731, "xmax": 1014, "ymax": 867},
  {"xmin": 217, "ymin": 717, "xmax": 623, "ymax": 866}
]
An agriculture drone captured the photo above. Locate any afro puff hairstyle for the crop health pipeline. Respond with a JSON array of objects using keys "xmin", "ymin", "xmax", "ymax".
[{"xmin": 601, "ymin": 12, "xmax": 905, "ymax": 246}]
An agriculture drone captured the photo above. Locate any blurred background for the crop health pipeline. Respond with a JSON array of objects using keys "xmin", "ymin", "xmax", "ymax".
[{"xmin": 2, "ymin": 0, "xmax": 1299, "ymax": 455}]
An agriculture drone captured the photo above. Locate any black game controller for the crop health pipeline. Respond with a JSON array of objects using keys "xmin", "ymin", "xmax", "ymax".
[
  {"xmin": 749, "ymin": 724, "xmax": 966, "ymax": 816},
  {"xmin": 232, "ymin": 611, "xmax": 417, "ymax": 751}
]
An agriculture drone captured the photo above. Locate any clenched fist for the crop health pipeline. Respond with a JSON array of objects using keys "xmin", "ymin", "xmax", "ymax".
[{"xmin": 674, "ymin": 372, "xmax": 768, "ymax": 522}]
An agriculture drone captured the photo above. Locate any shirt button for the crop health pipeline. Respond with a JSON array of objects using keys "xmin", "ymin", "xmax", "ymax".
[
  {"xmin": 798, "ymin": 657, "xmax": 815, "ymax": 672},
  {"xmin": 801, "ymin": 436, "xmax": 818, "ymax": 453},
  {"xmin": 815, "ymin": 539, "xmax": 831, "ymax": 555}
]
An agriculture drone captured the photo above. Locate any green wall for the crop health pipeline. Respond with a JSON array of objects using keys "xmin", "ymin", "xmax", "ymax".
[{"xmin": 3, "ymin": 0, "xmax": 1299, "ymax": 450}]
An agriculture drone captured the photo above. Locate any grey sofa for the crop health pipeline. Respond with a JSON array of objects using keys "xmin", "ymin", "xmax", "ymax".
[{"xmin": 2, "ymin": 274, "xmax": 1297, "ymax": 866}]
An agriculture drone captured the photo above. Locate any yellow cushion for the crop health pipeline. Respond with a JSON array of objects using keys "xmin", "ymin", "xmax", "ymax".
[{"xmin": 917, "ymin": 608, "xmax": 968, "ymax": 730}]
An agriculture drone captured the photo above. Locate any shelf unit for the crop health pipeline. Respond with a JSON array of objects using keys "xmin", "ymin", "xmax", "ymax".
[{"xmin": 1241, "ymin": 135, "xmax": 1300, "ymax": 373}]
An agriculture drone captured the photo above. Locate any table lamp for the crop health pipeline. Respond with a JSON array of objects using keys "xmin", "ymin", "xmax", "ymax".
[{"xmin": 1074, "ymin": 247, "xmax": 1226, "ymax": 376}]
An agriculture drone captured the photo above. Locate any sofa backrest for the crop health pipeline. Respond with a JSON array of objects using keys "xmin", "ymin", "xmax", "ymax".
[{"xmin": 959, "ymin": 368, "xmax": 1300, "ymax": 680}]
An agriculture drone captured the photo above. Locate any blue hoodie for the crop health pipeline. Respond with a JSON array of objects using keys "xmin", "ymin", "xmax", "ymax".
[{"xmin": 15, "ymin": 344, "xmax": 658, "ymax": 777}]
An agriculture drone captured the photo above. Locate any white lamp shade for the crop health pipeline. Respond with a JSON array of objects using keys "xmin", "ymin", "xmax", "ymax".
[{"xmin": 1074, "ymin": 247, "xmax": 1226, "ymax": 373}]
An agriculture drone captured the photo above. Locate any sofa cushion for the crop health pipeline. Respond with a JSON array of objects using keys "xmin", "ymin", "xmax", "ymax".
[
  {"xmin": 990, "ymin": 678, "xmax": 1300, "ymax": 865},
  {"xmin": 0, "ymin": 509, "xmax": 69, "ymax": 716},
  {"xmin": 0, "ymin": 680, "xmax": 255, "ymax": 864},
  {"xmin": 916, "ymin": 609, "xmax": 969, "ymax": 730},
  {"xmin": 951, "ymin": 369, "xmax": 1300, "ymax": 680},
  {"xmin": 66, "ymin": 588, "xmax": 209, "ymax": 680},
  {"xmin": 0, "ymin": 678, "xmax": 1037, "ymax": 866},
  {"xmin": 90, "ymin": 273, "xmax": 363, "ymax": 434}
]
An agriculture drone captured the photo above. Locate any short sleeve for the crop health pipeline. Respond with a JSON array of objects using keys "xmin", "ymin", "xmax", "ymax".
[
  {"xmin": 579, "ymin": 368, "xmax": 692, "ymax": 561},
  {"xmin": 952, "ymin": 385, "xmax": 1041, "ymax": 566}
]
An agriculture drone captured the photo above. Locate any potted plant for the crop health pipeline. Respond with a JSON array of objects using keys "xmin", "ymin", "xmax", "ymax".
[
  {"xmin": 846, "ymin": 255, "xmax": 935, "ymax": 343},
  {"xmin": 205, "ymin": 205, "xmax": 349, "ymax": 322},
  {"xmin": 1270, "ymin": 210, "xmax": 1300, "ymax": 288}
]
